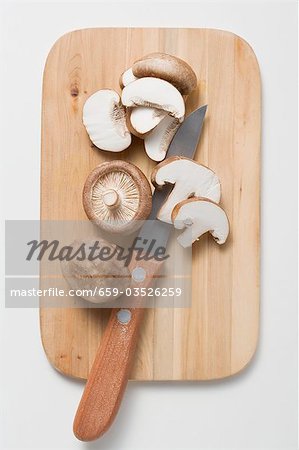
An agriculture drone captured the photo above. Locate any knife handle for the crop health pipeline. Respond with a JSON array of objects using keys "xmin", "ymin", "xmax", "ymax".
[{"xmin": 73, "ymin": 258, "xmax": 162, "ymax": 442}]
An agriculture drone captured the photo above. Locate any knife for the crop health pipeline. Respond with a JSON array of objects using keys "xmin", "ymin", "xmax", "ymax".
[{"xmin": 73, "ymin": 105, "xmax": 207, "ymax": 441}]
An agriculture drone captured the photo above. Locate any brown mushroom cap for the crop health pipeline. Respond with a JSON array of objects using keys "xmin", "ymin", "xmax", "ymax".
[
  {"xmin": 132, "ymin": 53, "xmax": 197, "ymax": 95},
  {"xmin": 61, "ymin": 239, "xmax": 131, "ymax": 303},
  {"xmin": 83, "ymin": 160, "xmax": 152, "ymax": 234}
]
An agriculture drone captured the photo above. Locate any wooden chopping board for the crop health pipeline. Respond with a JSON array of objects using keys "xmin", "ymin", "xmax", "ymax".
[{"xmin": 40, "ymin": 28, "xmax": 260, "ymax": 381}]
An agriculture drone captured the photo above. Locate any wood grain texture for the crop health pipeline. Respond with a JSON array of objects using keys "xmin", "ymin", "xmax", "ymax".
[
  {"xmin": 40, "ymin": 28, "xmax": 261, "ymax": 381},
  {"xmin": 73, "ymin": 258, "xmax": 163, "ymax": 441}
]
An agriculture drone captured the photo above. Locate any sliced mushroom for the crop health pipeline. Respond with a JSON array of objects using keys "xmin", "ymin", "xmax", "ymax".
[
  {"xmin": 125, "ymin": 108, "xmax": 146, "ymax": 139},
  {"xmin": 61, "ymin": 239, "xmax": 131, "ymax": 303},
  {"xmin": 121, "ymin": 77, "xmax": 185, "ymax": 122},
  {"xmin": 83, "ymin": 89, "xmax": 131, "ymax": 152},
  {"xmin": 83, "ymin": 160, "xmax": 152, "ymax": 234},
  {"xmin": 172, "ymin": 198, "xmax": 229, "ymax": 248},
  {"xmin": 128, "ymin": 106, "xmax": 167, "ymax": 136},
  {"xmin": 151, "ymin": 156, "xmax": 221, "ymax": 224},
  {"xmin": 119, "ymin": 67, "xmax": 138, "ymax": 88},
  {"xmin": 144, "ymin": 115, "xmax": 180, "ymax": 161},
  {"xmin": 132, "ymin": 53, "xmax": 197, "ymax": 95}
]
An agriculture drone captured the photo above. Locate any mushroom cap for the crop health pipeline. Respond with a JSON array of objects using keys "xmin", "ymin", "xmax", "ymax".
[
  {"xmin": 61, "ymin": 239, "xmax": 131, "ymax": 303},
  {"xmin": 125, "ymin": 108, "xmax": 147, "ymax": 139},
  {"xmin": 83, "ymin": 160, "xmax": 152, "ymax": 234},
  {"xmin": 144, "ymin": 115, "xmax": 180, "ymax": 161},
  {"xmin": 119, "ymin": 67, "xmax": 138, "ymax": 89},
  {"xmin": 121, "ymin": 77, "xmax": 185, "ymax": 122},
  {"xmin": 132, "ymin": 53, "xmax": 197, "ymax": 95},
  {"xmin": 172, "ymin": 197, "xmax": 230, "ymax": 248},
  {"xmin": 83, "ymin": 89, "xmax": 131, "ymax": 152},
  {"xmin": 151, "ymin": 156, "xmax": 221, "ymax": 224}
]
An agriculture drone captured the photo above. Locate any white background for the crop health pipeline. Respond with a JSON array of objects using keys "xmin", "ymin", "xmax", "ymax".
[{"xmin": 0, "ymin": 1, "xmax": 298, "ymax": 449}]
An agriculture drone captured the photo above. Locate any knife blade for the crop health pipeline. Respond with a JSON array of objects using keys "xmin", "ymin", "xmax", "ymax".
[
  {"xmin": 149, "ymin": 105, "xmax": 207, "ymax": 220},
  {"xmin": 140, "ymin": 105, "xmax": 208, "ymax": 250}
]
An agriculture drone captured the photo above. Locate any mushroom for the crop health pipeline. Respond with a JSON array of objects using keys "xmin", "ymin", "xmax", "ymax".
[
  {"xmin": 83, "ymin": 89, "xmax": 131, "ymax": 152},
  {"xmin": 119, "ymin": 67, "xmax": 138, "ymax": 88},
  {"xmin": 83, "ymin": 160, "xmax": 152, "ymax": 234},
  {"xmin": 61, "ymin": 239, "xmax": 131, "ymax": 303},
  {"xmin": 121, "ymin": 77, "xmax": 185, "ymax": 122},
  {"xmin": 144, "ymin": 115, "xmax": 180, "ymax": 161},
  {"xmin": 172, "ymin": 198, "xmax": 229, "ymax": 248},
  {"xmin": 128, "ymin": 106, "xmax": 168, "ymax": 136},
  {"xmin": 151, "ymin": 156, "xmax": 221, "ymax": 224},
  {"xmin": 132, "ymin": 53, "xmax": 197, "ymax": 95}
]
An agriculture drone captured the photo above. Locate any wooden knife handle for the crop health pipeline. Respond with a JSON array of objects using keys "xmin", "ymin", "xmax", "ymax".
[{"xmin": 73, "ymin": 259, "xmax": 161, "ymax": 441}]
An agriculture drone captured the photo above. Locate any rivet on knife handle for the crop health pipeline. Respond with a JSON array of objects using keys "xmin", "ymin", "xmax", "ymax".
[{"xmin": 73, "ymin": 258, "xmax": 162, "ymax": 441}]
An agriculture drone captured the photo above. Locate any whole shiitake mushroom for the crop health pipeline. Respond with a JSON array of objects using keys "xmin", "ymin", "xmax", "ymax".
[{"xmin": 83, "ymin": 160, "xmax": 152, "ymax": 234}]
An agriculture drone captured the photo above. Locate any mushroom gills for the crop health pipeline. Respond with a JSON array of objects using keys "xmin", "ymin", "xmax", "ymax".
[
  {"xmin": 172, "ymin": 198, "xmax": 229, "ymax": 248},
  {"xmin": 151, "ymin": 157, "xmax": 221, "ymax": 223},
  {"xmin": 83, "ymin": 160, "xmax": 152, "ymax": 234},
  {"xmin": 121, "ymin": 77, "xmax": 185, "ymax": 122},
  {"xmin": 129, "ymin": 106, "xmax": 167, "ymax": 136},
  {"xmin": 83, "ymin": 89, "xmax": 131, "ymax": 152},
  {"xmin": 92, "ymin": 170, "xmax": 140, "ymax": 225},
  {"xmin": 144, "ymin": 115, "xmax": 180, "ymax": 161}
]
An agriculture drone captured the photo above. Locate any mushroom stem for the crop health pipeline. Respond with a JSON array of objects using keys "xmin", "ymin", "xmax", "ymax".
[
  {"xmin": 102, "ymin": 189, "xmax": 119, "ymax": 208},
  {"xmin": 183, "ymin": 217, "xmax": 193, "ymax": 226}
]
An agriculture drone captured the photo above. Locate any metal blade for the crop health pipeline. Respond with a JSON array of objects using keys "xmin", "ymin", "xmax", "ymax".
[
  {"xmin": 139, "ymin": 105, "xmax": 208, "ymax": 251},
  {"xmin": 167, "ymin": 104, "xmax": 207, "ymax": 159},
  {"xmin": 148, "ymin": 105, "xmax": 207, "ymax": 221}
]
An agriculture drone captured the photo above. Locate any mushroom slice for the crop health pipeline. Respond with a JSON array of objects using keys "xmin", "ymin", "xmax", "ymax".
[
  {"xmin": 144, "ymin": 115, "xmax": 180, "ymax": 161},
  {"xmin": 151, "ymin": 156, "xmax": 221, "ymax": 224},
  {"xmin": 121, "ymin": 77, "xmax": 185, "ymax": 122},
  {"xmin": 172, "ymin": 198, "xmax": 229, "ymax": 248},
  {"xmin": 129, "ymin": 106, "xmax": 167, "ymax": 136},
  {"xmin": 132, "ymin": 53, "xmax": 197, "ymax": 95},
  {"xmin": 83, "ymin": 160, "xmax": 152, "ymax": 234},
  {"xmin": 61, "ymin": 239, "xmax": 131, "ymax": 304},
  {"xmin": 119, "ymin": 67, "xmax": 138, "ymax": 88},
  {"xmin": 83, "ymin": 89, "xmax": 131, "ymax": 152}
]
